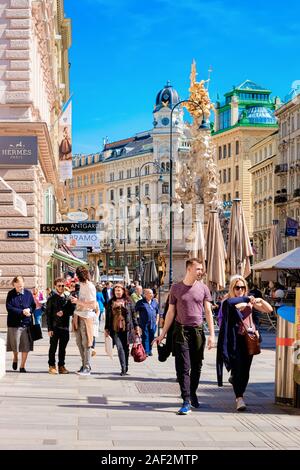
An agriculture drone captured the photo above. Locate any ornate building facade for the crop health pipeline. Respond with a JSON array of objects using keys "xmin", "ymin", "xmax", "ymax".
[
  {"xmin": 0, "ymin": 0, "xmax": 71, "ymax": 326},
  {"xmin": 212, "ymin": 80, "xmax": 279, "ymax": 237},
  {"xmin": 249, "ymin": 131, "xmax": 278, "ymax": 263},
  {"xmin": 274, "ymin": 86, "xmax": 300, "ymax": 252},
  {"xmin": 66, "ymin": 83, "xmax": 192, "ymax": 281}
]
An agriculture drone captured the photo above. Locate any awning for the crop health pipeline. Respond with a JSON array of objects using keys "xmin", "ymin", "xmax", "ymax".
[{"xmin": 51, "ymin": 248, "xmax": 88, "ymax": 267}]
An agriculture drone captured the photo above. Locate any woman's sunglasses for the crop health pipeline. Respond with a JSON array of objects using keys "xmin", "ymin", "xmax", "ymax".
[{"xmin": 234, "ymin": 285, "xmax": 246, "ymax": 290}]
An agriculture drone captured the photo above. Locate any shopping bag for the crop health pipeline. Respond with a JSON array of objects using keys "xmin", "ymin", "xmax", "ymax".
[
  {"xmin": 105, "ymin": 335, "xmax": 113, "ymax": 359},
  {"xmin": 131, "ymin": 336, "xmax": 147, "ymax": 363}
]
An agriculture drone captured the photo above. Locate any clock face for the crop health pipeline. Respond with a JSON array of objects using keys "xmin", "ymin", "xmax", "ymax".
[{"xmin": 161, "ymin": 117, "xmax": 170, "ymax": 126}]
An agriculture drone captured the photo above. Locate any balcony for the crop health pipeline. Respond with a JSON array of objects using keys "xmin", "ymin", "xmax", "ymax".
[
  {"xmin": 274, "ymin": 163, "xmax": 288, "ymax": 174},
  {"xmin": 293, "ymin": 188, "xmax": 300, "ymax": 199},
  {"xmin": 274, "ymin": 195, "xmax": 287, "ymax": 205}
]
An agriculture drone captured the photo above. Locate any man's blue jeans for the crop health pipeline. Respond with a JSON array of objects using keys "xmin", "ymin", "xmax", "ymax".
[{"xmin": 142, "ymin": 323, "xmax": 156, "ymax": 355}]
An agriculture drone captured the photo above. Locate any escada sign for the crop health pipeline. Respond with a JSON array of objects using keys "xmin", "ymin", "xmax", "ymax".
[
  {"xmin": 40, "ymin": 224, "xmax": 72, "ymax": 234},
  {"xmin": 0, "ymin": 136, "xmax": 38, "ymax": 165}
]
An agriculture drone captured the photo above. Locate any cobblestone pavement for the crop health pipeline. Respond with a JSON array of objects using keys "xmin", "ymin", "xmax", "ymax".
[{"xmin": 0, "ymin": 328, "xmax": 299, "ymax": 450}]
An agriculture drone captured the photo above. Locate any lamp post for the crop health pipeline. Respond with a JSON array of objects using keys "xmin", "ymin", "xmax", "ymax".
[
  {"xmin": 137, "ymin": 160, "xmax": 164, "ymax": 284},
  {"xmin": 169, "ymin": 99, "xmax": 209, "ymax": 288}
]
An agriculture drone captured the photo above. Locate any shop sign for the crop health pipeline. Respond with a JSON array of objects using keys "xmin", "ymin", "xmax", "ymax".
[{"xmin": 0, "ymin": 136, "xmax": 38, "ymax": 165}]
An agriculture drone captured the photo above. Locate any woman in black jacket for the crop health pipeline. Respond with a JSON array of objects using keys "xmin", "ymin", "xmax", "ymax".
[
  {"xmin": 217, "ymin": 275, "xmax": 272, "ymax": 412},
  {"xmin": 105, "ymin": 284, "xmax": 139, "ymax": 375}
]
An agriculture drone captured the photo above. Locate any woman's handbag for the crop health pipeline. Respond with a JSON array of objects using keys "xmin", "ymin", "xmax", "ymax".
[
  {"xmin": 105, "ymin": 335, "xmax": 113, "ymax": 359},
  {"xmin": 241, "ymin": 314, "xmax": 260, "ymax": 356},
  {"xmin": 131, "ymin": 336, "xmax": 147, "ymax": 363},
  {"xmin": 28, "ymin": 317, "xmax": 43, "ymax": 342}
]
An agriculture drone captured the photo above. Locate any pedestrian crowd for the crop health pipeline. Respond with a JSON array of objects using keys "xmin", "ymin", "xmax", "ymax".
[{"xmin": 5, "ymin": 258, "xmax": 274, "ymax": 415}]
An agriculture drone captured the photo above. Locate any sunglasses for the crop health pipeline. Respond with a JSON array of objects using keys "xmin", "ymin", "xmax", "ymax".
[
  {"xmin": 56, "ymin": 284, "xmax": 65, "ymax": 288},
  {"xmin": 234, "ymin": 285, "xmax": 246, "ymax": 290}
]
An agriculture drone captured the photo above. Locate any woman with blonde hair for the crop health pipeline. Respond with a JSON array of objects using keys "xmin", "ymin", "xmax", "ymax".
[{"xmin": 217, "ymin": 274, "xmax": 272, "ymax": 411}]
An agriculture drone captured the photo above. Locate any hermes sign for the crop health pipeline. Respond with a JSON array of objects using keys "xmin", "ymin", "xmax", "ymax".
[{"xmin": 0, "ymin": 136, "xmax": 38, "ymax": 165}]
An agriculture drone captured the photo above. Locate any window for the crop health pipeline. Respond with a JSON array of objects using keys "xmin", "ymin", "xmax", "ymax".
[
  {"xmin": 219, "ymin": 171, "xmax": 222, "ymax": 184},
  {"xmin": 223, "ymin": 169, "xmax": 227, "ymax": 184},
  {"xmin": 127, "ymin": 169, "xmax": 131, "ymax": 179},
  {"xmin": 135, "ymin": 168, "xmax": 139, "ymax": 177},
  {"xmin": 235, "ymin": 141, "xmax": 239, "ymax": 155},
  {"xmin": 135, "ymin": 185, "xmax": 139, "ymax": 197},
  {"xmin": 145, "ymin": 184, "xmax": 149, "ymax": 196},
  {"xmin": 98, "ymin": 192, "xmax": 103, "ymax": 204},
  {"xmin": 77, "ymin": 176, "xmax": 82, "ymax": 188},
  {"xmin": 223, "ymin": 145, "xmax": 227, "ymax": 159},
  {"xmin": 97, "ymin": 172, "xmax": 100, "ymax": 183},
  {"xmin": 110, "ymin": 173, "xmax": 114, "ymax": 182},
  {"xmin": 228, "ymin": 167, "xmax": 231, "ymax": 183},
  {"xmin": 161, "ymin": 162, "xmax": 166, "ymax": 172},
  {"xmin": 127, "ymin": 187, "xmax": 131, "ymax": 198},
  {"xmin": 77, "ymin": 195, "xmax": 82, "ymax": 208},
  {"xmin": 166, "ymin": 162, "xmax": 170, "ymax": 172},
  {"xmin": 90, "ymin": 174, "xmax": 95, "ymax": 184},
  {"xmin": 218, "ymin": 146, "xmax": 222, "ymax": 160},
  {"xmin": 162, "ymin": 183, "xmax": 169, "ymax": 194},
  {"xmin": 228, "ymin": 143, "xmax": 231, "ymax": 158},
  {"xmin": 84, "ymin": 175, "xmax": 88, "ymax": 185},
  {"xmin": 223, "ymin": 194, "xmax": 226, "ymax": 202},
  {"xmin": 91, "ymin": 193, "xmax": 95, "ymax": 206},
  {"xmin": 269, "ymin": 144, "xmax": 272, "ymax": 156},
  {"xmin": 70, "ymin": 195, "xmax": 74, "ymax": 208},
  {"xmin": 119, "ymin": 170, "xmax": 124, "ymax": 180},
  {"xmin": 228, "ymin": 193, "xmax": 231, "ymax": 201},
  {"xmin": 235, "ymin": 165, "xmax": 239, "ymax": 180},
  {"xmin": 235, "ymin": 191, "xmax": 239, "ymax": 198},
  {"xmin": 145, "ymin": 166, "xmax": 150, "ymax": 176},
  {"xmin": 259, "ymin": 149, "xmax": 262, "ymax": 161},
  {"xmin": 119, "ymin": 188, "xmax": 124, "ymax": 198},
  {"xmin": 264, "ymin": 147, "xmax": 267, "ymax": 158},
  {"xmin": 84, "ymin": 194, "xmax": 88, "ymax": 206},
  {"xmin": 110, "ymin": 189, "xmax": 114, "ymax": 201}
]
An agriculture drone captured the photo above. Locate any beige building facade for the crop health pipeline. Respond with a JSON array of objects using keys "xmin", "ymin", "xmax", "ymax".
[
  {"xmin": 212, "ymin": 80, "xmax": 279, "ymax": 237},
  {"xmin": 65, "ymin": 83, "xmax": 191, "ymax": 283},
  {"xmin": 249, "ymin": 131, "xmax": 278, "ymax": 264},
  {"xmin": 274, "ymin": 90, "xmax": 300, "ymax": 252},
  {"xmin": 0, "ymin": 0, "xmax": 71, "ymax": 326}
]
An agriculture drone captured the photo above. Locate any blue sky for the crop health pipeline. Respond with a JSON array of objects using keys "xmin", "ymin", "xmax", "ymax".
[{"xmin": 65, "ymin": 0, "xmax": 300, "ymax": 154}]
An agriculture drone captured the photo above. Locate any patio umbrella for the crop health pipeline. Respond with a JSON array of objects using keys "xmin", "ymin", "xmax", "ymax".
[
  {"xmin": 268, "ymin": 220, "xmax": 283, "ymax": 259},
  {"xmin": 142, "ymin": 260, "xmax": 158, "ymax": 288},
  {"xmin": 206, "ymin": 210, "xmax": 226, "ymax": 291},
  {"xmin": 227, "ymin": 198, "xmax": 253, "ymax": 278},
  {"xmin": 192, "ymin": 219, "xmax": 206, "ymax": 263},
  {"xmin": 124, "ymin": 265, "xmax": 130, "ymax": 286}
]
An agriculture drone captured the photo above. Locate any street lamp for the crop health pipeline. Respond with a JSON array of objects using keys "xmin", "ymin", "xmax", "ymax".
[
  {"xmin": 169, "ymin": 99, "xmax": 210, "ymax": 288},
  {"xmin": 137, "ymin": 160, "xmax": 164, "ymax": 284}
]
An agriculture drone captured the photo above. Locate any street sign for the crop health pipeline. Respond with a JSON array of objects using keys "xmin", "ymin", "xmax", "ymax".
[{"xmin": 7, "ymin": 230, "xmax": 30, "ymax": 239}]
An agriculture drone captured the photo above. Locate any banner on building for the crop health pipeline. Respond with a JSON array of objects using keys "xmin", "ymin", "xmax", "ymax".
[
  {"xmin": 285, "ymin": 217, "xmax": 299, "ymax": 237},
  {"xmin": 58, "ymin": 100, "xmax": 72, "ymax": 182},
  {"xmin": 63, "ymin": 232, "xmax": 101, "ymax": 248}
]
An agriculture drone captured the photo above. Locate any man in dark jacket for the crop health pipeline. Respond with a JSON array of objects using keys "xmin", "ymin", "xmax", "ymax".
[{"xmin": 46, "ymin": 278, "xmax": 75, "ymax": 374}]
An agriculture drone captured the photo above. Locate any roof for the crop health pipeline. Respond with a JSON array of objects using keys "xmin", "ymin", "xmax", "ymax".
[
  {"xmin": 104, "ymin": 135, "xmax": 153, "ymax": 161},
  {"xmin": 236, "ymin": 80, "xmax": 270, "ymax": 92},
  {"xmin": 104, "ymin": 137, "xmax": 135, "ymax": 151}
]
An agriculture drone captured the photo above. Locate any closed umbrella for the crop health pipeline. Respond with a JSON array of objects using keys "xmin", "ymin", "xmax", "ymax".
[
  {"xmin": 268, "ymin": 220, "xmax": 283, "ymax": 259},
  {"xmin": 206, "ymin": 210, "xmax": 226, "ymax": 290},
  {"xmin": 124, "ymin": 265, "xmax": 130, "ymax": 286},
  {"xmin": 94, "ymin": 264, "xmax": 99, "ymax": 283},
  {"xmin": 142, "ymin": 260, "xmax": 158, "ymax": 288},
  {"xmin": 227, "ymin": 198, "xmax": 253, "ymax": 278},
  {"xmin": 192, "ymin": 219, "xmax": 206, "ymax": 263}
]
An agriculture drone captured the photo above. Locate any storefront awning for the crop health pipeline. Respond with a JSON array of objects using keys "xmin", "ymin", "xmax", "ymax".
[{"xmin": 51, "ymin": 248, "xmax": 88, "ymax": 267}]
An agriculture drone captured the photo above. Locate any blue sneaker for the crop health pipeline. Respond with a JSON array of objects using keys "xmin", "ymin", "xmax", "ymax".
[{"xmin": 177, "ymin": 402, "xmax": 191, "ymax": 415}]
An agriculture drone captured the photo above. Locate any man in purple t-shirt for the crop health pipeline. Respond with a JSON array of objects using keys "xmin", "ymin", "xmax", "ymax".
[{"xmin": 154, "ymin": 258, "xmax": 215, "ymax": 415}]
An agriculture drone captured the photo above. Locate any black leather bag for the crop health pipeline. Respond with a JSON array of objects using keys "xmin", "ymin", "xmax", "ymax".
[{"xmin": 29, "ymin": 321, "xmax": 43, "ymax": 342}]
